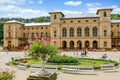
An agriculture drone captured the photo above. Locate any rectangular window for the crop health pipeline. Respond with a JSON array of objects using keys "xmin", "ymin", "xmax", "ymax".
[
  {"xmin": 46, "ymin": 32, "xmax": 48, "ymax": 37},
  {"xmin": 8, "ymin": 32, "xmax": 11, "ymax": 38}
]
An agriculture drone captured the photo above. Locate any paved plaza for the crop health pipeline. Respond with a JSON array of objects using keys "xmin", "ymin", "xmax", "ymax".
[{"xmin": 0, "ymin": 51, "xmax": 120, "ymax": 80}]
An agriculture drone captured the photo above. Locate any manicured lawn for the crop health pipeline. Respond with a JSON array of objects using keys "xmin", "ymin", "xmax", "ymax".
[
  {"xmin": 10, "ymin": 56, "xmax": 118, "ymax": 70},
  {"xmin": 0, "ymin": 46, "xmax": 3, "ymax": 50},
  {"xmin": 79, "ymin": 60, "xmax": 114, "ymax": 66},
  {"xmin": 27, "ymin": 59, "xmax": 42, "ymax": 64}
]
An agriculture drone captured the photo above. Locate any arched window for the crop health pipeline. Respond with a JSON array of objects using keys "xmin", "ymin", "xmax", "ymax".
[
  {"xmin": 93, "ymin": 41, "xmax": 98, "ymax": 49},
  {"xmin": 77, "ymin": 27, "xmax": 82, "ymax": 37},
  {"xmin": 54, "ymin": 31, "xmax": 57, "ymax": 37},
  {"xmin": 93, "ymin": 27, "xmax": 97, "ymax": 36},
  {"xmin": 62, "ymin": 28, "xmax": 67, "ymax": 37},
  {"xmin": 62, "ymin": 41, "xmax": 67, "ymax": 49},
  {"xmin": 54, "ymin": 15, "xmax": 56, "ymax": 19},
  {"xmin": 103, "ymin": 12, "xmax": 107, "ymax": 17},
  {"xmin": 85, "ymin": 27, "xmax": 89, "ymax": 36},
  {"xmin": 70, "ymin": 27, "xmax": 74, "ymax": 37},
  {"xmin": 70, "ymin": 41, "xmax": 74, "ymax": 49},
  {"xmin": 104, "ymin": 30, "xmax": 107, "ymax": 37},
  {"xmin": 85, "ymin": 41, "xmax": 89, "ymax": 48}
]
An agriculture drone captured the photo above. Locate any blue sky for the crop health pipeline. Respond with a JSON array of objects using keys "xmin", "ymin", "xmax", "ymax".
[{"xmin": 0, "ymin": 0, "xmax": 120, "ymax": 18}]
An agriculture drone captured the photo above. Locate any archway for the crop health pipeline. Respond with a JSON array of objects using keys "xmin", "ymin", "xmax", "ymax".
[
  {"xmin": 112, "ymin": 40, "xmax": 116, "ymax": 47},
  {"xmin": 93, "ymin": 41, "xmax": 98, "ymax": 49},
  {"xmin": 117, "ymin": 40, "xmax": 120, "ymax": 47},
  {"xmin": 70, "ymin": 41, "xmax": 74, "ymax": 50},
  {"xmin": 85, "ymin": 41, "xmax": 89, "ymax": 49},
  {"xmin": 77, "ymin": 41, "xmax": 82, "ymax": 49},
  {"xmin": 62, "ymin": 41, "xmax": 67, "ymax": 49},
  {"xmin": 8, "ymin": 41, "xmax": 11, "ymax": 51}
]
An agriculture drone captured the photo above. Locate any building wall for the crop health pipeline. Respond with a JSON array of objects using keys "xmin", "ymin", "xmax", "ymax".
[{"xmin": 3, "ymin": 8, "xmax": 120, "ymax": 51}]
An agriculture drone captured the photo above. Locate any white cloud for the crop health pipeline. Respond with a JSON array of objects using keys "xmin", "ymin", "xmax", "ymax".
[
  {"xmin": 27, "ymin": 0, "xmax": 34, "ymax": 4},
  {"xmin": 64, "ymin": 1, "xmax": 82, "ymax": 6},
  {"xmin": 110, "ymin": 5, "xmax": 120, "ymax": 14},
  {"xmin": 0, "ymin": 5, "xmax": 49, "ymax": 18},
  {"xmin": 86, "ymin": 3, "xmax": 120, "ymax": 14},
  {"xmin": 86, "ymin": 2, "xmax": 102, "ymax": 13},
  {"xmin": 86, "ymin": 2, "xmax": 101, "ymax": 7},
  {"xmin": 0, "ymin": 0, "xmax": 25, "ymax": 5},
  {"xmin": 38, "ymin": 0, "xmax": 43, "ymax": 4}
]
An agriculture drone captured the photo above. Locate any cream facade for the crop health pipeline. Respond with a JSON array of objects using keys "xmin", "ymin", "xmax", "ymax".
[{"xmin": 3, "ymin": 8, "xmax": 120, "ymax": 51}]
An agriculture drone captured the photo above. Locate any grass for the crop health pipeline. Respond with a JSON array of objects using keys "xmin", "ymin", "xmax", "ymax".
[
  {"xmin": 79, "ymin": 60, "xmax": 114, "ymax": 66},
  {"xmin": 0, "ymin": 46, "xmax": 3, "ymax": 50},
  {"xmin": 11, "ymin": 58, "xmax": 118, "ymax": 70},
  {"xmin": 27, "ymin": 59, "xmax": 42, "ymax": 65}
]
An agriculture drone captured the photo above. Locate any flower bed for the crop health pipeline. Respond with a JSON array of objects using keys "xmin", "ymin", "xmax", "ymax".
[{"xmin": 0, "ymin": 68, "xmax": 16, "ymax": 80}]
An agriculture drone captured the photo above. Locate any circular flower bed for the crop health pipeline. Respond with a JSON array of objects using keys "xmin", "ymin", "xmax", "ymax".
[{"xmin": 10, "ymin": 56, "xmax": 118, "ymax": 70}]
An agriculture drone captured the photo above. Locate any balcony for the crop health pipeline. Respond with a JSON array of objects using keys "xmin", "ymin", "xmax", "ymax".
[
  {"xmin": 5, "ymin": 37, "xmax": 13, "ymax": 39},
  {"xmin": 111, "ymin": 36, "xmax": 120, "ymax": 39}
]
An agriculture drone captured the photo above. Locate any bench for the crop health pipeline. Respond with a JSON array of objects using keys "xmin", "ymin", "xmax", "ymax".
[
  {"xmin": 29, "ymin": 65, "xmax": 58, "ymax": 73},
  {"xmin": 62, "ymin": 65, "xmax": 95, "ymax": 74},
  {"xmin": 77, "ymin": 66, "xmax": 95, "ymax": 75},
  {"xmin": 17, "ymin": 63, "xmax": 27, "ymax": 71},
  {"xmin": 101, "ymin": 64, "xmax": 118, "ymax": 72},
  {"xmin": 45, "ymin": 65, "xmax": 58, "ymax": 72},
  {"xmin": 62, "ymin": 65, "xmax": 78, "ymax": 73},
  {"xmin": 78, "ymin": 66, "xmax": 94, "ymax": 72}
]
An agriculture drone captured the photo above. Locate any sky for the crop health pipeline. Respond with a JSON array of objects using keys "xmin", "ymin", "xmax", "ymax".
[{"xmin": 0, "ymin": 0, "xmax": 120, "ymax": 18}]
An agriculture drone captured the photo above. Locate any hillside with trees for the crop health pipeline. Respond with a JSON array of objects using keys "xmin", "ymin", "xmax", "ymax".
[{"xmin": 111, "ymin": 14, "xmax": 120, "ymax": 20}]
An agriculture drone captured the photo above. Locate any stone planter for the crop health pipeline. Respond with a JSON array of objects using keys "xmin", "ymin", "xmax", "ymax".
[{"xmin": 27, "ymin": 72, "xmax": 57, "ymax": 80}]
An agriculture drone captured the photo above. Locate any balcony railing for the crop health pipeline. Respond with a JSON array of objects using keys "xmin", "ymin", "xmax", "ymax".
[{"xmin": 111, "ymin": 36, "xmax": 120, "ymax": 38}]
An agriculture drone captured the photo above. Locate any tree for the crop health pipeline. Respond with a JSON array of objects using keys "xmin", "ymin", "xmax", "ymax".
[{"xmin": 28, "ymin": 37, "xmax": 59, "ymax": 75}]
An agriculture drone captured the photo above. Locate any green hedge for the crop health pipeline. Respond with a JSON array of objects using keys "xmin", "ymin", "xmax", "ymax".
[{"xmin": 47, "ymin": 56, "xmax": 79, "ymax": 63}]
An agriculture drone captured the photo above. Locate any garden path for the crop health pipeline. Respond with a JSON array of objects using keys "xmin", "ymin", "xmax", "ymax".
[{"xmin": 0, "ymin": 51, "xmax": 120, "ymax": 80}]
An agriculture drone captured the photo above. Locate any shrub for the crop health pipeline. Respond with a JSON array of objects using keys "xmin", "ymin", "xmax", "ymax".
[{"xmin": 47, "ymin": 55, "xmax": 79, "ymax": 64}]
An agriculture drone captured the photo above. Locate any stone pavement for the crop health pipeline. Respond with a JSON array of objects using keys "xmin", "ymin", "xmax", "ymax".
[{"xmin": 0, "ymin": 51, "xmax": 120, "ymax": 80}]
